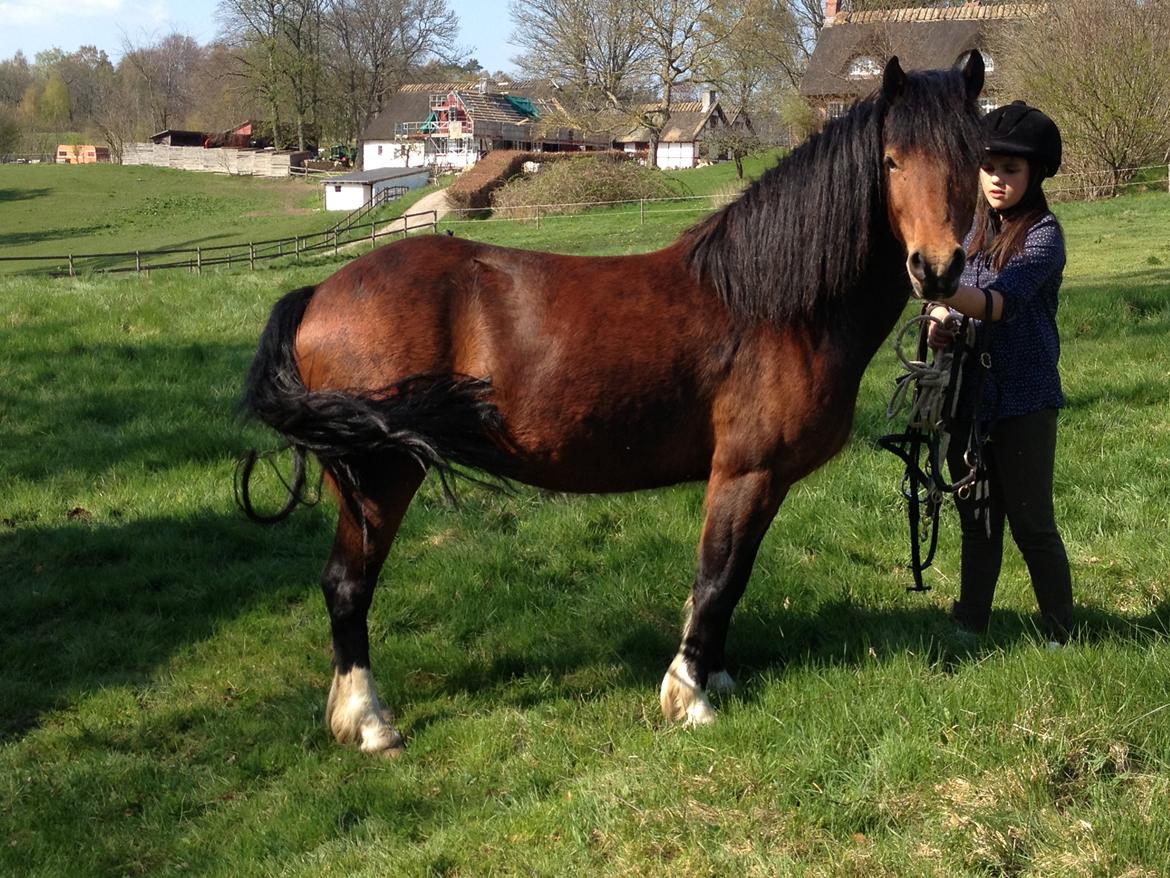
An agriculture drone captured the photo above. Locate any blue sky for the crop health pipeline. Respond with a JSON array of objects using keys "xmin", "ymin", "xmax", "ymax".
[{"xmin": 0, "ymin": 0, "xmax": 519, "ymax": 72}]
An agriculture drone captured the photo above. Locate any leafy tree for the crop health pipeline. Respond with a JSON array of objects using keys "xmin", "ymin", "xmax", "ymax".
[
  {"xmin": 700, "ymin": 123, "xmax": 761, "ymax": 178},
  {"xmin": 0, "ymin": 51, "xmax": 32, "ymax": 106},
  {"xmin": 38, "ymin": 72, "xmax": 71, "ymax": 128},
  {"xmin": 0, "ymin": 107, "xmax": 21, "ymax": 155}
]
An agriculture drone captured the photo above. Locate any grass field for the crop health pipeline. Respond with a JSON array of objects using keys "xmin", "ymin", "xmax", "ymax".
[
  {"xmin": 1, "ymin": 158, "xmax": 1169, "ymax": 876},
  {"xmin": 0, "ymin": 164, "xmax": 442, "ymax": 274}
]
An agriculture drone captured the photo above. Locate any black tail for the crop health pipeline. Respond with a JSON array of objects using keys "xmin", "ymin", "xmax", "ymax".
[{"xmin": 238, "ymin": 285, "xmax": 515, "ymax": 523}]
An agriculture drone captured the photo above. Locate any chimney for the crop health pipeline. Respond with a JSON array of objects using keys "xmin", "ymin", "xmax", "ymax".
[
  {"xmin": 478, "ymin": 77, "xmax": 490, "ymax": 95},
  {"xmin": 702, "ymin": 88, "xmax": 717, "ymax": 113},
  {"xmin": 824, "ymin": 0, "xmax": 838, "ymax": 23}
]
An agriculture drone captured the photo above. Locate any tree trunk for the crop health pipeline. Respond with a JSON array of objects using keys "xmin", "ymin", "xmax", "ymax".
[{"xmin": 648, "ymin": 132, "xmax": 660, "ymax": 169}]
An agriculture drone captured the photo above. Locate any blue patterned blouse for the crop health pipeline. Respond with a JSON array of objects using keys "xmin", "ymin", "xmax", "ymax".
[{"xmin": 960, "ymin": 212, "xmax": 1066, "ymax": 420}]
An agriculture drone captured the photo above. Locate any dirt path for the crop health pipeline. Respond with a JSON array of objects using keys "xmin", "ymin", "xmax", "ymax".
[{"xmin": 383, "ymin": 188, "xmax": 451, "ymax": 234}]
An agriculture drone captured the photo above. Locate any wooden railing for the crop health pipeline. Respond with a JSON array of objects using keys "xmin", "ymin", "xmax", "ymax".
[{"xmin": 0, "ymin": 209, "xmax": 439, "ymax": 278}]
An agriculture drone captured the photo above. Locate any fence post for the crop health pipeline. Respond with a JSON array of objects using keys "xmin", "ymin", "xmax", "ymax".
[
  {"xmin": 371, "ymin": 221, "xmax": 376, "ymax": 248},
  {"xmin": 640, "ymin": 198, "xmax": 645, "ymax": 225},
  {"xmin": 68, "ymin": 255, "xmax": 74, "ymax": 277},
  {"xmin": 333, "ymin": 230, "xmax": 338, "ymax": 256},
  {"xmin": 536, "ymin": 211, "xmax": 541, "ymax": 229},
  {"xmin": 196, "ymin": 247, "xmax": 202, "ymax": 274},
  {"xmin": 294, "ymin": 236, "xmax": 300, "ymax": 262},
  {"xmin": 401, "ymin": 216, "xmax": 407, "ymax": 239},
  {"xmin": 249, "ymin": 242, "xmax": 255, "ymax": 270},
  {"xmin": 135, "ymin": 250, "xmax": 141, "ymax": 273},
  {"xmin": 1166, "ymin": 163, "xmax": 1169, "ymax": 194}
]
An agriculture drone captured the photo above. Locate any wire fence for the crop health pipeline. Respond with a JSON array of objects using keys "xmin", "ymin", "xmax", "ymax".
[
  {"xmin": 438, "ymin": 163, "xmax": 1170, "ymax": 226},
  {"xmin": 3, "ymin": 162, "xmax": 1165, "ymax": 278}
]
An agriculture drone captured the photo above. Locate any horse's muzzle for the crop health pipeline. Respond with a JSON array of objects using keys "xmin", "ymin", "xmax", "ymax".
[{"xmin": 907, "ymin": 247, "xmax": 965, "ymax": 299}]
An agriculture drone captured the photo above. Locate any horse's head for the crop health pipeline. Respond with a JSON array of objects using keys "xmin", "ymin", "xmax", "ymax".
[{"xmin": 880, "ymin": 52, "xmax": 984, "ymax": 300}]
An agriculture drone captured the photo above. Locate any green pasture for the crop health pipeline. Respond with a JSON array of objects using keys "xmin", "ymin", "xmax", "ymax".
[
  {"xmin": 1, "ymin": 160, "xmax": 1169, "ymax": 876},
  {"xmin": 0, "ymin": 164, "xmax": 441, "ymax": 272}
]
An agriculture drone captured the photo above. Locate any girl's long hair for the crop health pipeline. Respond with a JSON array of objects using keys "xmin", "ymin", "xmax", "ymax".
[{"xmin": 966, "ymin": 158, "xmax": 1054, "ymax": 270}]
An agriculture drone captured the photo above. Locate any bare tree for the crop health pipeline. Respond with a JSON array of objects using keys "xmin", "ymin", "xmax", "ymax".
[
  {"xmin": 997, "ymin": 0, "xmax": 1170, "ymax": 196},
  {"xmin": 121, "ymin": 34, "xmax": 203, "ymax": 132},
  {"xmin": 639, "ymin": 0, "xmax": 740, "ymax": 167},
  {"xmin": 218, "ymin": 0, "xmax": 327, "ymax": 149},
  {"xmin": 323, "ymin": 0, "xmax": 462, "ymax": 144},
  {"xmin": 509, "ymin": 0, "xmax": 651, "ymax": 102}
]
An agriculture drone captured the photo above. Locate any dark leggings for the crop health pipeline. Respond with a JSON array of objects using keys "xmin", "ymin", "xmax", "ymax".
[{"xmin": 948, "ymin": 408, "xmax": 1074, "ymax": 640}]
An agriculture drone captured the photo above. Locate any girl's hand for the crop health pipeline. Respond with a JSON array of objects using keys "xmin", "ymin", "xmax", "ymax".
[{"xmin": 926, "ymin": 305, "xmax": 957, "ymax": 350}]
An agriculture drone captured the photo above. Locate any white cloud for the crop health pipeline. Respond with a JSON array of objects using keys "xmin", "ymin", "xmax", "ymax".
[{"xmin": 1, "ymin": 0, "xmax": 123, "ymax": 26}]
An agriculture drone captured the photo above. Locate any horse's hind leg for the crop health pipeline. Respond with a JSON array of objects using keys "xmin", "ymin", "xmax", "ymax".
[
  {"xmin": 661, "ymin": 467, "xmax": 786, "ymax": 725},
  {"xmin": 321, "ymin": 454, "xmax": 424, "ymax": 754}
]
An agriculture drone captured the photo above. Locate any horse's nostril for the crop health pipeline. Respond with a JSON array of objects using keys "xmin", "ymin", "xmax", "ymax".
[{"xmin": 907, "ymin": 251, "xmax": 928, "ymax": 282}]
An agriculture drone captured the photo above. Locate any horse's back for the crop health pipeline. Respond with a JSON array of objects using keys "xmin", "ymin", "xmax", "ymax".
[{"xmin": 292, "ymin": 235, "xmax": 732, "ymax": 491}]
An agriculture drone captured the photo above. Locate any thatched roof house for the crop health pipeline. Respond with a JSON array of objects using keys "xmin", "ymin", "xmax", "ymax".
[{"xmin": 801, "ymin": 1, "xmax": 1041, "ymax": 118}]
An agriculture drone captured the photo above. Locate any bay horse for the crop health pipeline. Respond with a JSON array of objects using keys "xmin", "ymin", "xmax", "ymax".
[{"xmin": 242, "ymin": 55, "xmax": 985, "ymax": 754}]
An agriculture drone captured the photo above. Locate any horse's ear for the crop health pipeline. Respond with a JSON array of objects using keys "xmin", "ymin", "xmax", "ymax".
[
  {"xmin": 882, "ymin": 56, "xmax": 906, "ymax": 103},
  {"xmin": 960, "ymin": 50, "xmax": 985, "ymax": 102}
]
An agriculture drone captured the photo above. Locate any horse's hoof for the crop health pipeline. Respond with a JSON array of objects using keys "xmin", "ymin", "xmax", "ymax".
[
  {"xmin": 660, "ymin": 654, "xmax": 717, "ymax": 726},
  {"xmin": 326, "ymin": 667, "xmax": 404, "ymax": 754},
  {"xmin": 358, "ymin": 720, "xmax": 405, "ymax": 755}
]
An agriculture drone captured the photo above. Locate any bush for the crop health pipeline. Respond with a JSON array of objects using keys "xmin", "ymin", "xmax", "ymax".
[
  {"xmin": 489, "ymin": 153, "xmax": 682, "ymax": 219},
  {"xmin": 445, "ymin": 149, "xmax": 536, "ymax": 212}
]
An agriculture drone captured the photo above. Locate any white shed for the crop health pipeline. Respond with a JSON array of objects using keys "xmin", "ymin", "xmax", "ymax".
[{"xmin": 323, "ymin": 166, "xmax": 430, "ymax": 211}]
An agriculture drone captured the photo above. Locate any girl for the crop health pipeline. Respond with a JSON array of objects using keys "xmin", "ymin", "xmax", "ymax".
[{"xmin": 927, "ymin": 101, "xmax": 1073, "ymax": 645}]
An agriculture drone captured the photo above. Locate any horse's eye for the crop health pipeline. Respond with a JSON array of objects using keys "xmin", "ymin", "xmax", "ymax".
[{"xmin": 884, "ymin": 155, "xmax": 899, "ymax": 171}]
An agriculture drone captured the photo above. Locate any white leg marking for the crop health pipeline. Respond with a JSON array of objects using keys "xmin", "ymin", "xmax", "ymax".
[
  {"xmin": 325, "ymin": 667, "xmax": 404, "ymax": 754},
  {"xmin": 659, "ymin": 653, "xmax": 716, "ymax": 727},
  {"xmin": 707, "ymin": 670, "xmax": 736, "ymax": 695}
]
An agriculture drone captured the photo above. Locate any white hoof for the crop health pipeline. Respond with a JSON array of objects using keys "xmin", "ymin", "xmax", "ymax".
[
  {"xmin": 659, "ymin": 654, "xmax": 717, "ymax": 727},
  {"xmin": 707, "ymin": 669, "xmax": 736, "ymax": 695},
  {"xmin": 326, "ymin": 667, "xmax": 404, "ymax": 755}
]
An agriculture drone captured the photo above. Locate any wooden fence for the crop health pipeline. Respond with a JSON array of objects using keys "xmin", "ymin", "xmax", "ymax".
[{"xmin": 0, "ymin": 209, "xmax": 438, "ymax": 278}]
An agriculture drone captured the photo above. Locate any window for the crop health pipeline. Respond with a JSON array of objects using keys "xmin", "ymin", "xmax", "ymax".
[
  {"xmin": 847, "ymin": 56, "xmax": 882, "ymax": 79},
  {"xmin": 334, "ymin": 185, "xmax": 342, "ymax": 192},
  {"xmin": 981, "ymin": 52, "xmax": 995, "ymax": 73},
  {"xmin": 827, "ymin": 101, "xmax": 847, "ymax": 119},
  {"xmin": 978, "ymin": 97, "xmax": 996, "ymax": 116},
  {"xmin": 377, "ymin": 144, "xmax": 383, "ymax": 155}
]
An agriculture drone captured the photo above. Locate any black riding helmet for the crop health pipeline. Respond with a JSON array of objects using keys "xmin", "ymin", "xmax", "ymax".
[{"xmin": 983, "ymin": 101, "xmax": 1062, "ymax": 178}]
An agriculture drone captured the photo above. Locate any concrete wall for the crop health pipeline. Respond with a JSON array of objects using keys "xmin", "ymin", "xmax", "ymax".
[
  {"xmin": 364, "ymin": 140, "xmax": 425, "ymax": 170},
  {"xmin": 324, "ymin": 182, "xmax": 369, "ymax": 211},
  {"xmin": 122, "ymin": 143, "xmax": 310, "ymax": 176},
  {"xmin": 364, "ymin": 138, "xmax": 478, "ymax": 171}
]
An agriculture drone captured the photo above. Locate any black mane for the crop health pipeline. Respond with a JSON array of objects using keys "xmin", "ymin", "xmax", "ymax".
[{"xmin": 681, "ymin": 68, "xmax": 983, "ymax": 325}]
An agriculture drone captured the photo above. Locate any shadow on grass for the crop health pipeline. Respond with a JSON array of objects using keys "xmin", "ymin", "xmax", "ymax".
[
  {"xmin": 4, "ymin": 488, "xmax": 1166, "ymax": 746},
  {"xmin": 0, "ymin": 509, "xmax": 331, "ymax": 741},
  {"xmin": 0, "ymin": 187, "xmax": 51, "ymax": 203},
  {"xmin": 1, "ymin": 335, "xmax": 265, "ymax": 482},
  {"xmin": 388, "ymin": 568, "xmax": 1170, "ymax": 732}
]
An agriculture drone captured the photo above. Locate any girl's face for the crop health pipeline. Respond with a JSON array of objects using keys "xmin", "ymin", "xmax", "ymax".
[{"xmin": 980, "ymin": 153, "xmax": 1030, "ymax": 211}]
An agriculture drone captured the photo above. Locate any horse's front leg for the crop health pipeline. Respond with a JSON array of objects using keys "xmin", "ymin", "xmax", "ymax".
[
  {"xmin": 661, "ymin": 467, "xmax": 786, "ymax": 725},
  {"xmin": 321, "ymin": 459, "xmax": 423, "ymax": 755}
]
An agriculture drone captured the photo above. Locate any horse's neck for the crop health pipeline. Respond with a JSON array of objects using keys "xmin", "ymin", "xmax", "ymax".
[{"xmin": 829, "ymin": 254, "xmax": 913, "ymax": 381}]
